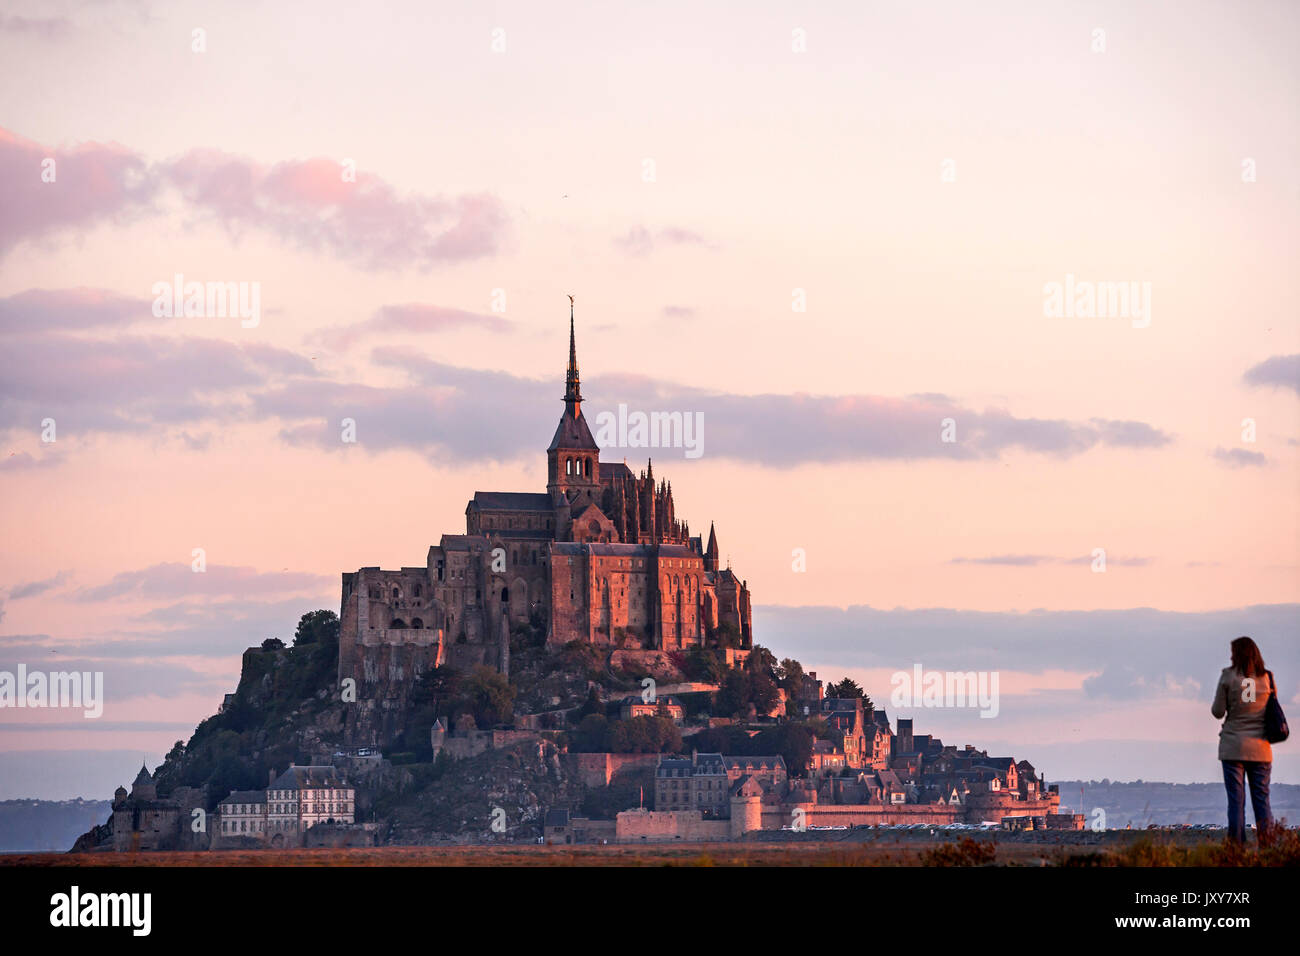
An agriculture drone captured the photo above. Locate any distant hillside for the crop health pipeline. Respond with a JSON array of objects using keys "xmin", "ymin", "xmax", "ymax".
[
  {"xmin": 0, "ymin": 799, "xmax": 113, "ymax": 853},
  {"xmin": 1052, "ymin": 780, "xmax": 1300, "ymax": 827}
]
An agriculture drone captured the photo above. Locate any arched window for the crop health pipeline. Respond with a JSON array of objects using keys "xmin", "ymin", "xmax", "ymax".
[
  {"xmin": 410, "ymin": 618, "xmax": 423, "ymax": 628},
  {"xmin": 501, "ymin": 587, "xmax": 509, "ymax": 603},
  {"xmin": 566, "ymin": 459, "xmax": 572, "ymax": 475},
  {"xmin": 390, "ymin": 618, "xmax": 407, "ymax": 629},
  {"xmin": 392, "ymin": 588, "xmax": 400, "ymax": 600}
]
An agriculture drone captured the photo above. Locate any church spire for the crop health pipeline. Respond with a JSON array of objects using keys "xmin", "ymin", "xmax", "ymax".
[
  {"xmin": 705, "ymin": 521, "xmax": 719, "ymax": 571},
  {"xmin": 564, "ymin": 294, "xmax": 581, "ymax": 413}
]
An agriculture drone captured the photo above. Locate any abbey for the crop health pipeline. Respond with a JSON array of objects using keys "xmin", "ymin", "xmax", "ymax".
[{"xmin": 338, "ymin": 305, "xmax": 752, "ymax": 684}]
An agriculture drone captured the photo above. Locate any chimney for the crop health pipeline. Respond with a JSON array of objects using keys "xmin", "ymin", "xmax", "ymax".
[{"xmin": 268, "ymin": 768, "xmax": 275, "ymax": 786}]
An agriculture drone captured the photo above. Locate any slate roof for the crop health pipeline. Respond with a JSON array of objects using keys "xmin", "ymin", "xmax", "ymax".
[
  {"xmin": 470, "ymin": 492, "xmax": 553, "ymax": 512},
  {"xmin": 268, "ymin": 765, "xmax": 347, "ymax": 791},
  {"xmin": 723, "ymin": 755, "xmax": 786, "ymax": 773},
  {"xmin": 822, "ymin": 697, "xmax": 861, "ymax": 713},
  {"xmin": 599, "ymin": 462, "xmax": 633, "ymax": 481},
  {"xmin": 438, "ymin": 534, "xmax": 489, "ymax": 550},
  {"xmin": 219, "ymin": 790, "xmax": 267, "ymax": 805},
  {"xmin": 552, "ymin": 542, "xmax": 652, "ymax": 557},
  {"xmin": 657, "ymin": 753, "xmax": 725, "ymax": 776},
  {"xmin": 133, "ymin": 763, "xmax": 153, "ymax": 786},
  {"xmin": 548, "ymin": 409, "xmax": 600, "ymax": 452},
  {"xmin": 657, "ymin": 758, "xmax": 693, "ymax": 775}
]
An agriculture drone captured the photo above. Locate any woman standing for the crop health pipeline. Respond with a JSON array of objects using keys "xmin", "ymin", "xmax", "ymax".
[{"xmin": 1210, "ymin": 636, "xmax": 1274, "ymax": 843}]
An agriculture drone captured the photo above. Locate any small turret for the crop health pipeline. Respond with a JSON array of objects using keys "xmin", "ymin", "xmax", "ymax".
[{"xmin": 705, "ymin": 522, "xmax": 719, "ymax": 571}]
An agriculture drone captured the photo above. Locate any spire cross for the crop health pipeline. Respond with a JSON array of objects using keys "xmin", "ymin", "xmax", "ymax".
[{"xmin": 564, "ymin": 294, "xmax": 582, "ymax": 409}]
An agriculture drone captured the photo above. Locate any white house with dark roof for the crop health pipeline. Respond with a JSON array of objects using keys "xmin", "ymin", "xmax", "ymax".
[
  {"xmin": 218, "ymin": 790, "xmax": 267, "ymax": 839},
  {"xmin": 265, "ymin": 764, "xmax": 355, "ymax": 846}
]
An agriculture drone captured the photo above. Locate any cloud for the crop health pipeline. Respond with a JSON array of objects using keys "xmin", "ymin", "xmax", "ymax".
[
  {"xmin": 950, "ymin": 555, "xmax": 1052, "ymax": 566},
  {"xmin": 0, "ymin": 287, "xmax": 152, "ymax": 336},
  {"xmin": 613, "ymin": 225, "xmax": 714, "ymax": 256},
  {"xmin": 163, "ymin": 150, "xmax": 508, "ymax": 269},
  {"xmin": 0, "ymin": 128, "xmax": 509, "ymax": 269},
  {"xmin": 662, "ymin": 305, "xmax": 697, "ymax": 319},
  {"xmin": 585, "ymin": 381, "xmax": 1172, "ymax": 466},
  {"xmin": 0, "ymin": 320, "xmax": 1174, "ymax": 467},
  {"xmin": 1243, "ymin": 354, "xmax": 1300, "ymax": 396},
  {"xmin": 951, "ymin": 554, "xmax": 1151, "ymax": 568},
  {"xmin": 0, "ymin": 448, "xmax": 66, "ymax": 471},
  {"xmin": 75, "ymin": 563, "xmax": 333, "ymax": 603},
  {"xmin": 1212, "ymin": 446, "xmax": 1268, "ymax": 468},
  {"xmin": 313, "ymin": 303, "xmax": 511, "ymax": 350},
  {"xmin": 754, "ymin": 602, "xmax": 1300, "ymax": 704},
  {"xmin": 250, "ymin": 351, "xmax": 1176, "ymax": 467},
  {"xmin": 0, "ymin": 652, "xmax": 228, "ymax": 702},
  {"xmin": 9, "ymin": 572, "xmax": 71, "ymax": 600},
  {"xmin": 0, "ymin": 128, "xmax": 157, "ymax": 258},
  {"xmin": 0, "ymin": 333, "xmax": 317, "ymax": 435},
  {"xmin": 1060, "ymin": 554, "xmax": 1151, "ymax": 567},
  {"xmin": 0, "ymin": 15, "xmax": 74, "ymax": 39},
  {"xmin": 2, "ymin": 592, "xmax": 329, "ymax": 661}
]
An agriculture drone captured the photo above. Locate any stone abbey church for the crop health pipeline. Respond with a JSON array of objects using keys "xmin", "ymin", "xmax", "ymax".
[{"xmin": 338, "ymin": 308, "xmax": 753, "ymax": 684}]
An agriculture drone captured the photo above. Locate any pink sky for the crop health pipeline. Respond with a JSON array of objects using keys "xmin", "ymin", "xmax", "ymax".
[{"xmin": 1, "ymin": 0, "xmax": 1297, "ymax": 795}]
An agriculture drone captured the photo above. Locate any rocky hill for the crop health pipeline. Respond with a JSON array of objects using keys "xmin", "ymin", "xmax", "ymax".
[{"xmin": 71, "ymin": 612, "xmax": 673, "ymax": 848}]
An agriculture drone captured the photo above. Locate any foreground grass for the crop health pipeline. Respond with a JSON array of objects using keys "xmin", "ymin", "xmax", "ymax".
[
  {"xmin": 6, "ymin": 830, "xmax": 1295, "ymax": 867},
  {"xmin": 1059, "ymin": 827, "xmax": 1300, "ymax": 867}
]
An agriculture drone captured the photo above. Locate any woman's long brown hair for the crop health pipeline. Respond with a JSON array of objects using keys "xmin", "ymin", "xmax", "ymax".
[{"xmin": 1230, "ymin": 636, "xmax": 1266, "ymax": 678}]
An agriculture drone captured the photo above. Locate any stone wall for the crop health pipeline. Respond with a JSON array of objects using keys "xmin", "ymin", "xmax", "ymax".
[
  {"xmin": 567, "ymin": 752, "xmax": 660, "ymax": 787},
  {"xmin": 615, "ymin": 808, "xmax": 730, "ymax": 843}
]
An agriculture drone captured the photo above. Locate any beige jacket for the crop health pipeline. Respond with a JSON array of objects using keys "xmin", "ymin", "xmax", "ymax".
[{"xmin": 1211, "ymin": 667, "xmax": 1273, "ymax": 763}]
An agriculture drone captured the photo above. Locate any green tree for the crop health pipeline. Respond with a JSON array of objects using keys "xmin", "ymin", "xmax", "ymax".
[
  {"xmin": 777, "ymin": 658, "xmax": 806, "ymax": 698},
  {"xmin": 746, "ymin": 645, "xmax": 778, "ymax": 679},
  {"xmin": 684, "ymin": 645, "xmax": 725, "ymax": 683},
  {"xmin": 753, "ymin": 723, "xmax": 816, "ymax": 776},
  {"xmin": 456, "ymin": 665, "xmax": 516, "ymax": 727},
  {"xmin": 575, "ymin": 686, "xmax": 604, "ymax": 721},
  {"xmin": 293, "ymin": 610, "xmax": 340, "ymax": 647},
  {"xmin": 714, "ymin": 621, "xmax": 741, "ymax": 649},
  {"xmin": 826, "ymin": 677, "xmax": 863, "ymax": 699}
]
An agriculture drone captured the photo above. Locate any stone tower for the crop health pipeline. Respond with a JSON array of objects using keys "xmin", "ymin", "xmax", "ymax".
[{"xmin": 547, "ymin": 301, "xmax": 601, "ymax": 512}]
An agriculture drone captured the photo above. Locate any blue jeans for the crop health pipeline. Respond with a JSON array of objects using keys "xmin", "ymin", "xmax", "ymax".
[{"xmin": 1222, "ymin": 760, "xmax": 1272, "ymax": 842}]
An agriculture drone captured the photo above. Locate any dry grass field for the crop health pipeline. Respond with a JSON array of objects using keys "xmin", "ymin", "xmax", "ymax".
[{"xmin": 9, "ymin": 829, "xmax": 1291, "ymax": 867}]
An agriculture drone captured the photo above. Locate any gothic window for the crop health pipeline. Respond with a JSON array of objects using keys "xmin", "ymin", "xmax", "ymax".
[
  {"xmin": 392, "ymin": 588, "xmax": 400, "ymax": 600},
  {"xmin": 390, "ymin": 619, "xmax": 406, "ymax": 629},
  {"xmin": 411, "ymin": 618, "xmax": 423, "ymax": 628},
  {"xmin": 566, "ymin": 459, "xmax": 573, "ymax": 475},
  {"xmin": 414, "ymin": 584, "xmax": 421, "ymax": 597}
]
